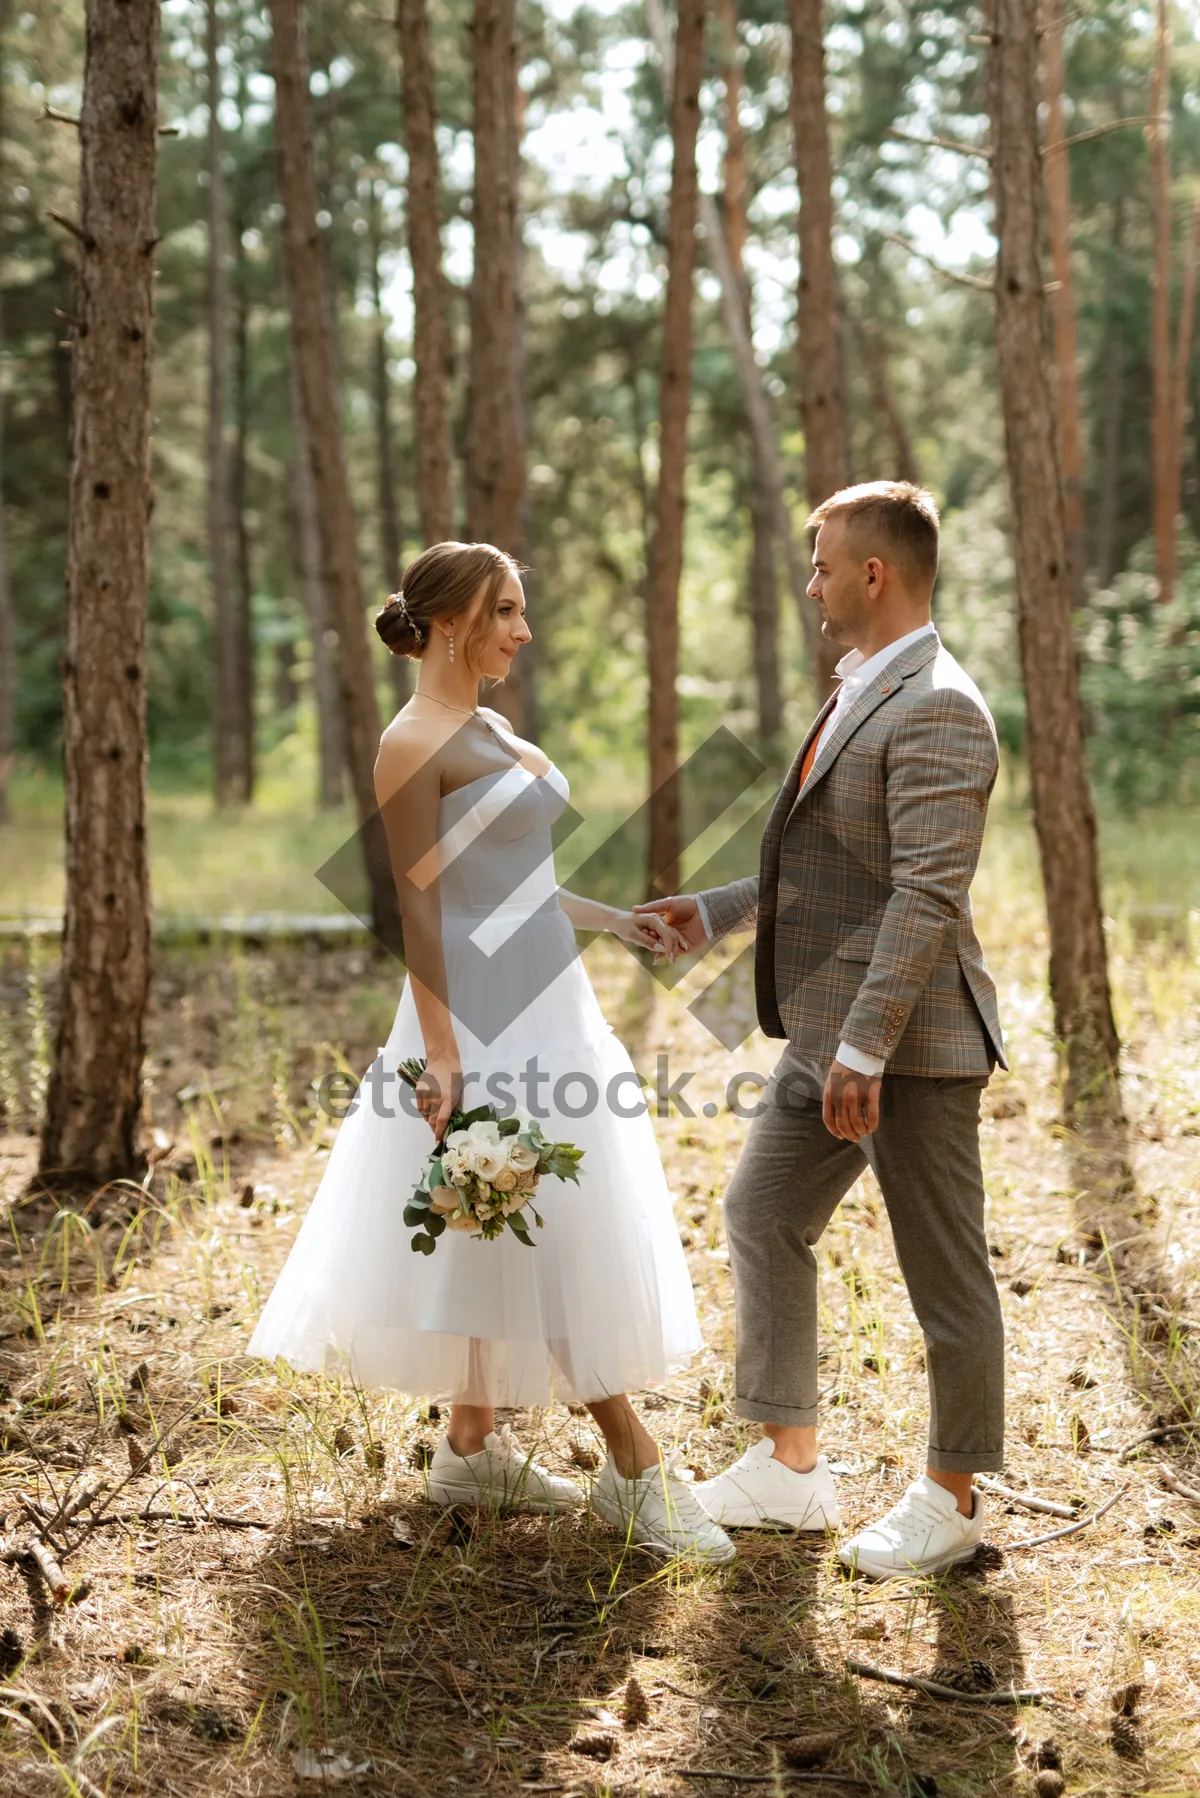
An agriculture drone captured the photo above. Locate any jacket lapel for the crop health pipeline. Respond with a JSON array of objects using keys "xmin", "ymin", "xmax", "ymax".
[{"xmin": 789, "ymin": 629, "xmax": 941, "ymax": 816}]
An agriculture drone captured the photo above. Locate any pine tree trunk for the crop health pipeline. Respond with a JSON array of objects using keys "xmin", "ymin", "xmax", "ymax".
[
  {"xmin": 646, "ymin": 0, "xmax": 705, "ymax": 899},
  {"xmin": 0, "ymin": 0, "xmax": 12, "ymax": 827},
  {"xmin": 986, "ymin": 0, "xmax": 1121, "ymax": 1123},
  {"xmin": 368, "ymin": 181, "xmax": 409, "ymax": 708},
  {"xmin": 289, "ymin": 353, "xmax": 345, "ymax": 811},
  {"xmin": 465, "ymin": 0, "xmax": 530, "ymax": 733},
  {"xmin": 398, "ymin": 0, "xmax": 453, "ymax": 545},
  {"xmin": 1041, "ymin": 0, "xmax": 1087, "ymax": 613},
  {"xmin": 1150, "ymin": 0, "xmax": 1176, "ymax": 605},
  {"xmin": 716, "ymin": 0, "xmax": 781, "ymax": 749},
  {"xmin": 231, "ymin": 155, "xmax": 256, "ymax": 800},
  {"xmin": 39, "ymin": 0, "xmax": 158, "ymax": 1187},
  {"xmin": 1170, "ymin": 197, "xmax": 1200, "ymax": 532},
  {"xmin": 267, "ymin": 0, "xmax": 400, "ymax": 946},
  {"xmin": 208, "ymin": 0, "xmax": 243, "ymax": 807},
  {"xmin": 789, "ymin": 0, "xmax": 846, "ymax": 697},
  {"xmin": 1096, "ymin": 199, "xmax": 1126, "ymax": 588}
]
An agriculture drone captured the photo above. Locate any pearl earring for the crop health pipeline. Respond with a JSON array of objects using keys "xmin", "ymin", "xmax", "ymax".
[{"xmin": 448, "ymin": 632, "xmax": 455, "ymax": 664}]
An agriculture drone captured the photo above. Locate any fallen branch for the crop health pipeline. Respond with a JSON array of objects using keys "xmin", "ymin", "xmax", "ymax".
[
  {"xmin": 679, "ymin": 1773, "xmax": 874, "ymax": 1791},
  {"xmin": 1147, "ymin": 1302, "xmax": 1200, "ymax": 1333},
  {"xmin": 1002, "ymin": 1483, "xmax": 1128, "ymax": 1550},
  {"xmin": 74, "ymin": 1507, "xmax": 269, "ymax": 1532},
  {"xmin": 1158, "ymin": 1465, "xmax": 1200, "ymax": 1503},
  {"xmin": 975, "ymin": 1477, "xmax": 1077, "ymax": 1520},
  {"xmin": 844, "ymin": 1658, "xmax": 1051, "ymax": 1705},
  {"xmin": 1119, "ymin": 1424, "xmax": 1198, "ymax": 1465}
]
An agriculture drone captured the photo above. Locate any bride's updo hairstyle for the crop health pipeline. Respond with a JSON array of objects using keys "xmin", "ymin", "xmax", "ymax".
[{"xmin": 375, "ymin": 541, "xmax": 521, "ymax": 666}]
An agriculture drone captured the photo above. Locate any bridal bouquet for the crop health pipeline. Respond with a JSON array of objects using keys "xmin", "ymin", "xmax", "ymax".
[{"xmin": 397, "ymin": 1057, "xmax": 585, "ymax": 1254}]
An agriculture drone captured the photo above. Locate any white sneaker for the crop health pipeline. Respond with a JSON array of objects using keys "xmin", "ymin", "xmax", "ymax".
[
  {"xmin": 424, "ymin": 1426, "xmax": 583, "ymax": 1514},
  {"xmin": 693, "ymin": 1439, "xmax": 841, "ymax": 1530},
  {"xmin": 591, "ymin": 1451, "xmax": 737, "ymax": 1565},
  {"xmin": 837, "ymin": 1474, "xmax": 985, "ymax": 1579}
]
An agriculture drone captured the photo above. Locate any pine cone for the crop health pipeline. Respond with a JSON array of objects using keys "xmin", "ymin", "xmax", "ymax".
[
  {"xmin": 622, "ymin": 1674, "xmax": 650, "ymax": 1728},
  {"xmin": 1033, "ymin": 1774, "xmax": 1065, "ymax": 1798},
  {"xmin": 783, "ymin": 1731, "xmax": 839, "ymax": 1769},
  {"xmin": 364, "ymin": 1440, "xmax": 387, "ymax": 1473},
  {"xmin": 929, "ymin": 1660, "xmax": 996, "ymax": 1693},
  {"xmin": 1110, "ymin": 1715, "xmax": 1144, "ymax": 1760},
  {"xmin": 570, "ymin": 1732, "xmax": 615, "ymax": 1760},
  {"xmin": 333, "ymin": 1424, "xmax": 357, "ymax": 1458},
  {"xmin": 409, "ymin": 1435, "xmax": 434, "ymax": 1471},
  {"xmin": 569, "ymin": 1435, "xmax": 600, "ymax": 1472}
]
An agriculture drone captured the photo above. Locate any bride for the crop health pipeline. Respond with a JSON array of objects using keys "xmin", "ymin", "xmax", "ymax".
[{"xmin": 249, "ymin": 540, "xmax": 734, "ymax": 1564}]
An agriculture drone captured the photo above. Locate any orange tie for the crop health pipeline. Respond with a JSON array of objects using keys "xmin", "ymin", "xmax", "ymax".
[{"xmin": 799, "ymin": 712, "xmax": 832, "ymax": 788}]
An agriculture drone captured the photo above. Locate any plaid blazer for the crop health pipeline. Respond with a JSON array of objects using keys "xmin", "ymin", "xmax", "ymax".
[{"xmin": 699, "ymin": 630, "xmax": 1007, "ymax": 1077}]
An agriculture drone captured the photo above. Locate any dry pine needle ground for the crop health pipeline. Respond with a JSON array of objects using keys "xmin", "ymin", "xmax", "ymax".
[{"xmin": 1, "ymin": 840, "xmax": 1199, "ymax": 1796}]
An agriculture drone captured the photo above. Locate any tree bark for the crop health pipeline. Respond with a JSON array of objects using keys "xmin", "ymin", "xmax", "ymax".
[
  {"xmin": 367, "ymin": 180, "xmax": 410, "ymax": 708},
  {"xmin": 398, "ymin": 0, "xmax": 453, "ymax": 545},
  {"xmin": 1040, "ymin": 0, "xmax": 1086, "ymax": 613},
  {"xmin": 289, "ymin": 353, "xmax": 345, "ymax": 811},
  {"xmin": 267, "ymin": 0, "xmax": 400, "ymax": 945},
  {"xmin": 465, "ymin": 0, "xmax": 530, "ymax": 732},
  {"xmin": 39, "ymin": 0, "xmax": 159, "ymax": 1186},
  {"xmin": 230, "ymin": 144, "xmax": 256, "ymax": 800},
  {"xmin": 1150, "ymin": 0, "xmax": 1175, "ymax": 604},
  {"xmin": 0, "ymin": 0, "xmax": 12, "ymax": 826},
  {"xmin": 208, "ymin": 0, "xmax": 244, "ymax": 807},
  {"xmin": 646, "ymin": 0, "xmax": 705, "ymax": 899},
  {"xmin": 986, "ymin": 0, "xmax": 1121, "ymax": 1123},
  {"xmin": 789, "ymin": 0, "xmax": 846, "ymax": 697},
  {"xmin": 1170, "ymin": 196, "xmax": 1200, "ymax": 549},
  {"xmin": 1095, "ymin": 198, "xmax": 1126, "ymax": 588},
  {"xmin": 716, "ymin": 0, "xmax": 781, "ymax": 749}
]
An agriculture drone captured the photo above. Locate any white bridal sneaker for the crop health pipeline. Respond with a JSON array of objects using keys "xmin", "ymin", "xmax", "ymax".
[
  {"xmin": 424, "ymin": 1426, "xmax": 583, "ymax": 1514},
  {"xmin": 591, "ymin": 1452, "xmax": 737, "ymax": 1564},
  {"xmin": 692, "ymin": 1439, "xmax": 841, "ymax": 1530},
  {"xmin": 837, "ymin": 1474, "xmax": 985, "ymax": 1579}
]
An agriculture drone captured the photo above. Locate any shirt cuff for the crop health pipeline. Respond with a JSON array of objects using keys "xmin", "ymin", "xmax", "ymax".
[
  {"xmin": 693, "ymin": 893, "xmax": 713, "ymax": 940},
  {"xmin": 835, "ymin": 1039, "xmax": 887, "ymax": 1078}
]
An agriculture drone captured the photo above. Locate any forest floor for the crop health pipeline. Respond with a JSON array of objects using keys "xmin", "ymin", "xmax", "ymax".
[{"xmin": 1, "ymin": 813, "xmax": 1199, "ymax": 1798}]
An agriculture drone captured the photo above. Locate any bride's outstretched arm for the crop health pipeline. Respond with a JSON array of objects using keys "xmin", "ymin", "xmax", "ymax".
[
  {"xmin": 374, "ymin": 730, "xmax": 462, "ymax": 1137},
  {"xmin": 556, "ymin": 888, "xmax": 688, "ymax": 959}
]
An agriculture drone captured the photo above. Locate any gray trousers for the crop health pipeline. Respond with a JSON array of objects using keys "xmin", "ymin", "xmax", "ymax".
[{"xmin": 724, "ymin": 1043, "xmax": 1004, "ymax": 1472}]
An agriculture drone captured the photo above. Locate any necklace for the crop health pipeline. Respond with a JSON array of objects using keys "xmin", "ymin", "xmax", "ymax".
[{"xmin": 414, "ymin": 689, "xmax": 505, "ymax": 740}]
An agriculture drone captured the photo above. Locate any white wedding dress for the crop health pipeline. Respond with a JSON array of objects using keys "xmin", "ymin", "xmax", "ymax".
[{"xmin": 248, "ymin": 734, "xmax": 702, "ymax": 1407}]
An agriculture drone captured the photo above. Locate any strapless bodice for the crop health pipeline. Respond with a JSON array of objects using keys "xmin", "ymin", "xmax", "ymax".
[{"xmin": 435, "ymin": 760, "xmax": 570, "ymax": 939}]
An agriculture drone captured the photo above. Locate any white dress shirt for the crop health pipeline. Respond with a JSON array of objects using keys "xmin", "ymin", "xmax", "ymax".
[{"xmin": 694, "ymin": 623, "xmax": 936, "ymax": 1079}]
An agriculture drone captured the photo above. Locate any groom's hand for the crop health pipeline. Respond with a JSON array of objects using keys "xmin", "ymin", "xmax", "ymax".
[
  {"xmin": 823, "ymin": 1060, "xmax": 882, "ymax": 1141},
  {"xmin": 633, "ymin": 895, "xmax": 708, "ymax": 955}
]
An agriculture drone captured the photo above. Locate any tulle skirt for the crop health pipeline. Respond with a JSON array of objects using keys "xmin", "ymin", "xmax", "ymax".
[{"xmin": 248, "ymin": 910, "xmax": 702, "ymax": 1406}]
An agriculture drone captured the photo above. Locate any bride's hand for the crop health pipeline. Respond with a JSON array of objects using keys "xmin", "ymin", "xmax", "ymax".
[
  {"xmin": 608, "ymin": 908, "xmax": 688, "ymax": 961},
  {"xmin": 416, "ymin": 1050, "xmax": 462, "ymax": 1140}
]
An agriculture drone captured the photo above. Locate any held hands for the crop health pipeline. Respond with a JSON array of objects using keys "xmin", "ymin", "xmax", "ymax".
[
  {"xmin": 631, "ymin": 895, "xmax": 708, "ymax": 960},
  {"xmin": 822, "ymin": 1060, "xmax": 882, "ymax": 1142},
  {"xmin": 608, "ymin": 907, "xmax": 690, "ymax": 961}
]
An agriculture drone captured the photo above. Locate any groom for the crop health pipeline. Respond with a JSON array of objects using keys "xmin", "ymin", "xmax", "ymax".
[{"xmin": 637, "ymin": 481, "xmax": 1006, "ymax": 1578}]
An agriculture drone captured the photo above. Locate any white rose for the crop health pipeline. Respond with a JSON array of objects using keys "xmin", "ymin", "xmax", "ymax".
[
  {"xmin": 428, "ymin": 1187, "xmax": 461, "ymax": 1215},
  {"xmin": 465, "ymin": 1120, "xmax": 501, "ymax": 1146},
  {"xmin": 507, "ymin": 1141, "xmax": 539, "ymax": 1172},
  {"xmin": 471, "ymin": 1148, "xmax": 508, "ymax": 1182},
  {"xmin": 491, "ymin": 1164, "xmax": 518, "ymax": 1192},
  {"xmin": 439, "ymin": 1150, "xmax": 471, "ymax": 1187}
]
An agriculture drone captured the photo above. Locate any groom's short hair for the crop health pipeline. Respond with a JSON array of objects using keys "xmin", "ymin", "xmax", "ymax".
[{"xmin": 806, "ymin": 481, "xmax": 940, "ymax": 592}]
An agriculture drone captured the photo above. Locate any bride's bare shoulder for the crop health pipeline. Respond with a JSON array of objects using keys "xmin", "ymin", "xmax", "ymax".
[{"xmin": 375, "ymin": 710, "xmax": 446, "ymax": 796}]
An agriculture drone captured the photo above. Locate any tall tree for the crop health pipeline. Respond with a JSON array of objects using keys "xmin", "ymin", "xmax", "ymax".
[
  {"xmin": 39, "ymin": 0, "xmax": 159, "ymax": 1185},
  {"xmin": 0, "ymin": 0, "xmax": 12, "ymax": 826},
  {"xmin": 267, "ymin": 0, "xmax": 400, "ymax": 945},
  {"xmin": 398, "ymin": 0, "xmax": 453, "ymax": 546},
  {"xmin": 1149, "ymin": 0, "xmax": 1176, "ymax": 605},
  {"xmin": 366, "ymin": 179, "xmax": 409, "ymax": 708},
  {"xmin": 789, "ymin": 0, "xmax": 845, "ymax": 697},
  {"xmin": 716, "ymin": 0, "xmax": 781, "ymax": 749},
  {"xmin": 646, "ymin": 0, "xmax": 705, "ymax": 898},
  {"xmin": 289, "ymin": 353, "xmax": 345, "ymax": 810},
  {"xmin": 986, "ymin": 0, "xmax": 1121, "ymax": 1122},
  {"xmin": 1040, "ymin": 0, "xmax": 1086, "ymax": 613},
  {"xmin": 229, "ymin": 12, "xmax": 256, "ymax": 802},
  {"xmin": 465, "ymin": 0, "xmax": 531, "ymax": 734},
  {"xmin": 208, "ymin": 0, "xmax": 247, "ymax": 806}
]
